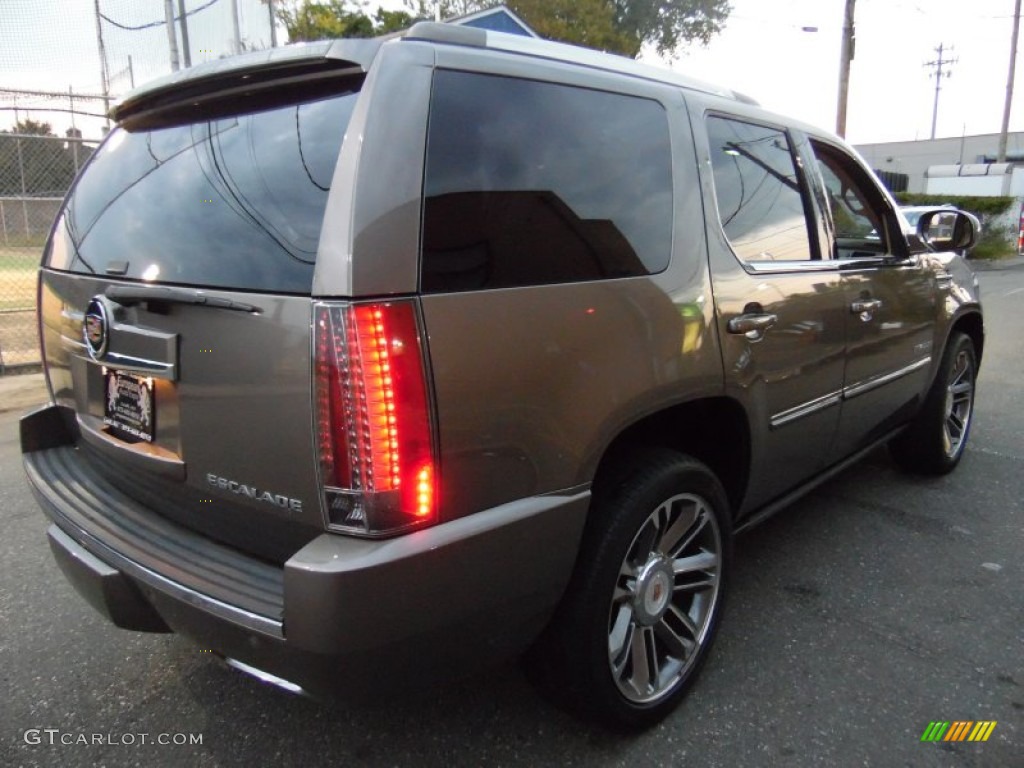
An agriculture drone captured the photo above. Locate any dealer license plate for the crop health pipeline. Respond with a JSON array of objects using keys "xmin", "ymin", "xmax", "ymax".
[{"xmin": 103, "ymin": 370, "xmax": 155, "ymax": 443}]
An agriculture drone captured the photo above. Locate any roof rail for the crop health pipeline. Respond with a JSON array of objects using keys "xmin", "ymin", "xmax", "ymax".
[
  {"xmin": 400, "ymin": 23, "xmax": 747, "ymax": 104},
  {"xmin": 404, "ymin": 21, "xmax": 487, "ymax": 47}
]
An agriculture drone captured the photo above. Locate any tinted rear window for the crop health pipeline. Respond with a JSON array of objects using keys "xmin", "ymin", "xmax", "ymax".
[
  {"xmin": 47, "ymin": 88, "xmax": 358, "ymax": 293},
  {"xmin": 422, "ymin": 71, "xmax": 673, "ymax": 292}
]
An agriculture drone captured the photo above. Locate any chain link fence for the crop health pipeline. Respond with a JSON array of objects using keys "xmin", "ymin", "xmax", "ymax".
[
  {"xmin": 0, "ymin": 134, "xmax": 97, "ymax": 371},
  {"xmin": 1, "ymin": 0, "xmax": 278, "ymax": 374}
]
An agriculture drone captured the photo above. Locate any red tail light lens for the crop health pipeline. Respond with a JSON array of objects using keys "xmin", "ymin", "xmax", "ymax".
[{"xmin": 315, "ymin": 301, "xmax": 436, "ymax": 536}]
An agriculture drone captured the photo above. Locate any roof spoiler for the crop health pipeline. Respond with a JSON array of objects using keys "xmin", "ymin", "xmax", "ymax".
[{"xmin": 112, "ymin": 39, "xmax": 383, "ymax": 126}]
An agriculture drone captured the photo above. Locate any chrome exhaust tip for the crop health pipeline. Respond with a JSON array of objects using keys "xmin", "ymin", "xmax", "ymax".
[{"xmin": 224, "ymin": 658, "xmax": 305, "ymax": 696}]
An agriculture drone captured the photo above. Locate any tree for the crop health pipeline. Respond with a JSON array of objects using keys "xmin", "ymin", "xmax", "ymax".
[
  {"xmin": 278, "ymin": 1, "xmax": 375, "ymax": 41},
  {"xmin": 278, "ymin": 1, "xmax": 416, "ymax": 42},
  {"xmin": 497, "ymin": 0, "xmax": 633, "ymax": 55},
  {"xmin": 6, "ymin": 119, "xmax": 55, "ymax": 137},
  {"xmin": 607, "ymin": 0, "xmax": 731, "ymax": 56},
  {"xmin": 374, "ymin": 7, "xmax": 418, "ymax": 34},
  {"xmin": 0, "ymin": 120, "xmax": 89, "ymax": 197},
  {"xmin": 280, "ymin": 0, "xmax": 730, "ymax": 57},
  {"xmin": 407, "ymin": 0, "xmax": 731, "ymax": 57}
]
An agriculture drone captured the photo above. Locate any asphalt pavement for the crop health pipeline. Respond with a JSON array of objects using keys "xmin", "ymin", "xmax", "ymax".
[{"xmin": 1, "ymin": 267, "xmax": 1021, "ymax": 767}]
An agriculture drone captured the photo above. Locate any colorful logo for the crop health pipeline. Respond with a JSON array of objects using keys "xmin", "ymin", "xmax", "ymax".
[{"xmin": 921, "ymin": 721, "xmax": 997, "ymax": 742}]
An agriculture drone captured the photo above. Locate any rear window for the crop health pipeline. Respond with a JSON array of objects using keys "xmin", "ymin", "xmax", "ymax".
[
  {"xmin": 47, "ymin": 88, "xmax": 359, "ymax": 293},
  {"xmin": 421, "ymin": 70, "xmax": 673, "ymax": 292}
]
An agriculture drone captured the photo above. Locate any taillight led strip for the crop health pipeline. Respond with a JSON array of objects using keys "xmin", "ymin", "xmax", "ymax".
[{"xmin": 351, "ymin": 306, "xmax": 401, "ymax": 492}]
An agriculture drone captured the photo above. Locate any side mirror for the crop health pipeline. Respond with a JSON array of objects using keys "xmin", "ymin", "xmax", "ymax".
[{"xmin": 918, "ymin": 210, "xmax": 977, "ymax": 253}]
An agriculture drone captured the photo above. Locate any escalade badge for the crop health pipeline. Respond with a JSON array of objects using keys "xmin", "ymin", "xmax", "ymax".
[
  {"xmin": 83, "ymin": 296, "xmax": 110, "ymax": 361},
  {"xmin": 206, "ymin": 473, "xmax": 303, "ymax": 514}
]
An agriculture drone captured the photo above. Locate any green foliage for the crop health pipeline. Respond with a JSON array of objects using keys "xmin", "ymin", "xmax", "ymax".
[
  {"xmin": 374, "ymin": 7, "xmax": 418, "ymax": 33},
  {"xmin": 970, "ymin": 230, "xmax": 1016, "ymax": 260},
  {"xmin": 607, "ymin": 0, "xmax": 732, "ymax": 56},
  {"xmin": 5, "ymin": 119, "xmax": 55, "ymax": 137},
  {"xmin": 277, "ymin": 1, "xmax": 377, "ymax": 41},
  {"xmin": 278, "ymin": 1, "xmax": 420, "ymax": 41},
  {"xmin": 0, "ymin": 122, "xmax": 93, "ymax": 197},
  {"xmin": 289, "ymin": 1, "xmax": 730, "ymax": 57},
  {"xmin": 505, "ymin": 0, "xmax": 731, "ymax": 56},
  {"xmin": 511, "ymin": 0, "xmax": 634, "ymax": 54},
  {"xmin": 895, "ymin": 192, "xmax": 1015, "ymax": 219},
  {"xmin": 896, "ymin": 193, "xmax": 1018, "ymax": 261}
]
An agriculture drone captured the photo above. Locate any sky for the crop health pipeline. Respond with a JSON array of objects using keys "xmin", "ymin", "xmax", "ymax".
[
  {"xmin": 1, "ymin": 0, "xmax": 275, "ymax": 138},
  {"xmin": 664, "ymin": 0, "xmax": 1024, "ymax": 145},
  {"xmin": 2, "ymin": 0, "xmax": 1023, "ymax": 146},
  {"xmin": 382, "ymin": 0, "xmax": 1024, "ymax": 145}
]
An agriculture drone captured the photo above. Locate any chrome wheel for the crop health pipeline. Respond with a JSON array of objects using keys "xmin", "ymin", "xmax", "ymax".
[
  {"xmin": 943, "ymin": 347, "xmax": 975, "ymax": 459},
  {"xmin": 608, "ymin": 492, "xmax": 723, "ymax": 704}
]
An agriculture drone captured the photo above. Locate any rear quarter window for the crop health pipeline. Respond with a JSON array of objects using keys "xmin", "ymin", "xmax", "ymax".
[
  {"xmin": 706, "ymin": 116, "xmax": 814, "ymax": 263},
  {"xmin": 421, "ymin": 70, "xmax": 673, "ymax": 292},
  {"xmin": 47, "ymin": 88, "xmax": 359, "ymax": 293}
]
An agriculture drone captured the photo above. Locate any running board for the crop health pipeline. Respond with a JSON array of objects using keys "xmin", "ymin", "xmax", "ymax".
[{"xmin": 734, "ymin": 427, "xmax": 904, "ymax": 535}]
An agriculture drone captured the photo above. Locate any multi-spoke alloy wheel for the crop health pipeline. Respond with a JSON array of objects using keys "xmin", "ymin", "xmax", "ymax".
[
  {"xmin": 608, "ymin": 493, "xmax": 722, "ymax": 704},
  {"xmin": 890, "ymin": 331, "xmax": 978, "ymax": 475},
  {"xmin": 942, "ymin": 347, "xmax": 975, "ymax": 459},
  {"xmin": 526, "ymin": 450, "xmax": 731, "ymax": 729}
]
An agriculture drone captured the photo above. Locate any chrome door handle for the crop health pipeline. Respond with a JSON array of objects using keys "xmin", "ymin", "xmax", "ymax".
[
  {"xmin": 850, "ymin": 299, "xmax": 882, "ymax": 314},
  {"xmin": 727, "ymin": 313, "xmax": 778, "ymax": 339}
]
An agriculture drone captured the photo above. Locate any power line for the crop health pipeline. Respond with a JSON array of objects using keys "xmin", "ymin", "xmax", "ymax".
[{"xmin": 99, "ymin": 0, "xmax": 222, "ymax": 31}]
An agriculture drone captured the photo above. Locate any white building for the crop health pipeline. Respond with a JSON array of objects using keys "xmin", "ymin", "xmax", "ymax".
[{"xmin": 855, "ymin": 132, "xmax": 1024, "ymax": 194}]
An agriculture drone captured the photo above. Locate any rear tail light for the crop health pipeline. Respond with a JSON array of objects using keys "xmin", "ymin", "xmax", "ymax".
[{"xmin": 314, "ymin": 301, "xmax": 437, "ymax": 536}]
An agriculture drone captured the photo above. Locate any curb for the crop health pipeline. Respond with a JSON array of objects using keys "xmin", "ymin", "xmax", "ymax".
[{"xmin": 970, "ymin": 256, "xmax": 1024, "ymax": 271}]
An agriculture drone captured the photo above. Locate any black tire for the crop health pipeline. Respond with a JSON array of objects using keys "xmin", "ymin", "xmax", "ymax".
[
  {"xmin": 526, "ymin": 450, "xmax": 732, "ymax": 730},
  {"xmin": 890, "ymin": 331, "xmax": 977, "ymax": 475}
]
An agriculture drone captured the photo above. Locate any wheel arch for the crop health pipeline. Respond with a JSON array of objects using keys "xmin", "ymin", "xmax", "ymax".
[
  {"xmin": 588, "ymin": 397, "xmax": 751, "ymax": 521},
  {"xmin": 948, "ymin": 308, "xmax": 984, "ymax": 366}
]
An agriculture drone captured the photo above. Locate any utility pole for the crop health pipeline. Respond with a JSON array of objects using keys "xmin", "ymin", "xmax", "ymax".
[
  {"xmin": 998, "ymin": 0, "xmax": 1022, "ymax": 162},
  {"xmin": 178, "ymin": 0, "xmax": 192, "ymax": 67},
  {"xmin": 267, "ymin": 0, "xmax": 277, "ymax": 47},
  {"xmin": 925, "ymin": 43, "xmax": 956, "ymax": 140},
  {"xmin": 835, "ymin": 0, "xmax": 855, "ymax": 138},
  {"xmin": 230, "ymin": 0, "xmax": 242, "ymax": 54},
  {"xmin": 164, "ymin": 0, "xmax": 180, "ymax": 71},
  {"xmin": 93, "ymin": 0, "xmax": 111, "ymax": 129}
]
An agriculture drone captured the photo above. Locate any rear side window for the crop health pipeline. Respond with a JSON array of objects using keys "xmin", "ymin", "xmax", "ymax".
[
  {"xmin": 48, "ymin": 88, "xmax": 359, "ymax": 293},
  {"xmin": 421, "ymin": 70, "xmax": 673, "ymax": 292},
  {"xmin": 706, "ymin": 116, "xmax": 815, "ymax": 263}
]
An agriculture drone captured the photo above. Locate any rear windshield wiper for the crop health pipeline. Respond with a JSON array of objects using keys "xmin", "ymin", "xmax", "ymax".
[{"xmin": 106, "ymin": 286, "xmax": 262, "ymax": 314}]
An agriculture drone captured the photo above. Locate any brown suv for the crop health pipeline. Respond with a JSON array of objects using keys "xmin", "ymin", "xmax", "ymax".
[{"xmin": 21, "ymin": 23, "xmax": 983, "ymax": 728}]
